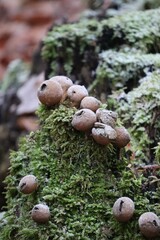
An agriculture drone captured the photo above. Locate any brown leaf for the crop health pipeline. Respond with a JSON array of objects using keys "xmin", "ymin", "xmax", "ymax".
[
  {"xmin": 16, "ymin": 72, "xmax": 44, "ymax": 115},
  {"xmin": 16, "ymin": 115, "xmax": 39, "ymax": 131}
]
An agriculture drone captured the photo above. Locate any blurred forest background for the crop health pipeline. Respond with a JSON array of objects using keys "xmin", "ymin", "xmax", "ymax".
[
  {"xmin": 0, "ymin": 0, "xmax": 89, "ymax": 211},
  {"xmin": 0, "ymin": 0, "xmax": 107, "ymax": 211}
]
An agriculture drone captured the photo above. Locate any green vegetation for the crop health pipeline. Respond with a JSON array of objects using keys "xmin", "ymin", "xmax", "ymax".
[
  {"xmin": 90, "ymin": 51, "xmax": 160, "ymax": 95},
  {"xmin": 112, "ymin": 71, "xmax": 160, "ymax": 164},
  {"xmin": 43, "ymin": 8, "xmax": 160, "ymax": 89},
  {"xmin": 0, "ymin": 103, "xmax": 160, "ymax": 240}
]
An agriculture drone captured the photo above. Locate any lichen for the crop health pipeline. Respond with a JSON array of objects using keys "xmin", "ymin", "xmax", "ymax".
[
  {"xmin": 42, "ymin": 8, "xmax": 160, "ymax": 86},
  {"xmin": 110, "ymin": 71, "xmax": 160, "ymax": 164},
  {"xmin": 89, "ymin": 50, "xmax": 160, "ymax": 95}
]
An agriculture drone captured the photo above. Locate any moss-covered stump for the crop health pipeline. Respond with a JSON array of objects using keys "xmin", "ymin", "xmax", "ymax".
[
  {"xmin": 42, "ymin": 8, "xmax": 160, "ymax": 91},
  {"xmin": 0, "ymin": 100, "xmax": 160, "ymax": 240}
]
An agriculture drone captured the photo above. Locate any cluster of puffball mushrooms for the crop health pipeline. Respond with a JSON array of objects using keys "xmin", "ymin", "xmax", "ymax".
[
  {"xmin": 17, "ymin": 76, "xmax": 160, "ymax": 238},
  {"xmin": 37, "ymin": 75, "xmax": 130, "ymax": 148}
]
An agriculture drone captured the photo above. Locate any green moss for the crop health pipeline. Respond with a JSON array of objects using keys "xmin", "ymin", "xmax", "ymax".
[
  {"xmin": 0, "ymin": 102, "xmax": 160, "ymax": 240},
  {"xmin": 42, "ymin": 8, "xmax": 160, "ymax": 84},
  {"xmin": 42, "ymin": 19, "xmax": 100, "ymax": 78}
]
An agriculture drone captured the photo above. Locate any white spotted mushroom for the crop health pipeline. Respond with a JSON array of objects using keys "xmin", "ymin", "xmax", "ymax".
[
  {"xmin": 96, "ymin": 109, "xmax": 118, "ymax": 128},
  {"xmin": 91, "ymin": 127, "xmax": 110, "ymax": 145},
  {"xmin": 92, "ymin": 122, "xmax": 117, "ymax": 145},
  {"xmin": 104, "ymin": 124, "xmax": 117, "ymax": 140}
]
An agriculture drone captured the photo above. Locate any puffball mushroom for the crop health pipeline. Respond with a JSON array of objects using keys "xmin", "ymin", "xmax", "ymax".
[
  {"xmin": 71, "ymin": 109, "xmax": 96, "ymax": 132},
  {"xmin": 96, "ymin": 109, "xmax": 118, "ymax": 128},
  {"xmin": 114, "ymin": 127, "xmax": 130, "ymax": 148},
  {"xmin": 112, "ymin": 197, "xmax": 135, "ymax": 222},
  {"xmin": 67, "ymin": 85, "xmax": 88, "ymax": 107},
  {"xmin": 37, "ymin": 79, "xmax": 63, "ymax": 106},
  {"xmin": 80, "ymin": 96, "xmax": 101, "ymax": 112},
  {"xmin": 31, "ymin": 204, "xmax": 50, "ymax": 223},
  {"xmin": 104, "ymin": 124, "xmax": 117, "ymax": 140},
  {"xmin": 18, "ymin": 175, "xmax": 38, "ymax": 194},
  {"xmin": 138, "ymin": 212, "xmax": 160, "ymax": 238},
  {"xmin": 50, "ymin": 76, "xmax": 73, "ymax": 101},
  {"xmin": 92, "ymin": 122, "xmax": 117, "ymax": 145},
  {"xmin": 92, "ymin": 127, "xmax": 110, "ymax": 145}
]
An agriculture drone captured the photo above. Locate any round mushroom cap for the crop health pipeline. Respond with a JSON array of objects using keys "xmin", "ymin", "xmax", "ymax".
[
  {"xmin": 37, "ymin": 79, "xmax": 63, "ymax": 106},
  {"xmin": 104, "ymin": 125, "xmax": 117, "ymax": 140},
  {"xmin": 92, "ymin": 127, "xmax": 110, "ymax": 145},
  {"xmin": 114, "ymin": 127, "xmax": 130, "ymax": 148},
  {"xmin": 71, "ymin": 108, "xmax": 96, "ymax": 132},
  {"xmin": 18, "ymin": 174, "xmax": 38, "ymax": 194},
  {"xmin": 138, "ymin": 212, "xmax": 160, "ymax": 238},
  {"xmin": 113, "ymin": 197, "xmax": 135, "ymax": 222},
  {"xmin": 50, "ymin": 76, "xmax": 73, "ymax": 91},
  {"xmin": 96, "ymin": 109, "xmax": 118, "ymax": 128},
  {"xmin": 80, "ymin": 96, "xmax": 101, "ymax": 112},
  {"xmin": 67, "ymin": 85, "xmax": 88, "ymax": 107},
  {"xmin": 31, "ymin": 204, "xmax": 50, "ymax": 223}
]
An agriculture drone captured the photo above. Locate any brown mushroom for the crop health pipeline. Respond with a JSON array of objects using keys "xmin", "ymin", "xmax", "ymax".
[
  {"xmin": 112, "ymin": 197, "xmax": 135, "ymax": 222},
  {"xmin": 31, "ymin": 204, "xmax": 50, "ymax": 223},
  {"xmin": 114, "ymin": 127, "xmax": 130, "ymax": 148},
  {"xmin": 138, "ymin": 212, "xmax": 160, "ymax": 238},
  {"xmin": 67, "ymin": 85, "xmax": 88, "ymax": 107},
  {"xmin": 18, "ymin": 174, "xmax": 38, "ymax": 194},
  {"xmin": 91, "ymin": 127, "xmax": 110, "ymax": 145},
  {"xmin": 104, "ymin": 124, "xmax": 117, "ymax": 140},
  {"xmin": 96, "ymin": 109, "xmax": 118, "ymax": 128},
  {"xmin": 71, "ymin": 108, "xmax": 96, "ymax": 132},
  {"xmin": 37, "ymin": 79, "xmax": 63, "ymax": 106},
  {"xmin": 50, "ymin": 76, "xmax": 73, "ymax": 101},
  {"xmin": 80, "ymin": 96, "xmax": 101, "ymax": 112}
]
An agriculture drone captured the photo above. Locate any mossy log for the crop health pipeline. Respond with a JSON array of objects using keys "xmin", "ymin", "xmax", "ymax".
[
  {"xmin": 0, "ymin": 101, "xmax": 160, "ymax": 240},
  {"xmin": 42, "ymin": 8, "xmax": 160, "ymax": 91}
]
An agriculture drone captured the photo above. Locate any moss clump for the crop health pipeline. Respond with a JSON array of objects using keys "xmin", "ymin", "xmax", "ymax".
[
  {"xmin": 0, "ymin": 102, "xmax": 160, "ymax": 240},
  {"xmin": 42, "ymin": 8, "xmax": 160, "ymax": 86}
]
